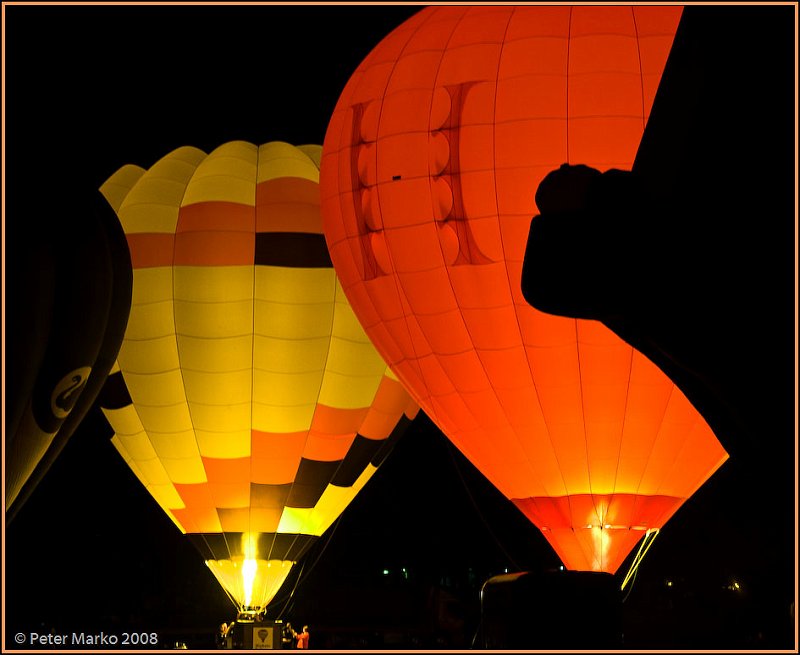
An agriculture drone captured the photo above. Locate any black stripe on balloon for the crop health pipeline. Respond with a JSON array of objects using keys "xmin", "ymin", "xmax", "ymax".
[
  {"xmin": 286, "ymin": 458, "xmax": 340, "ymax": 508},
  {"xmin": 187, "ymin": 532, "xmax": 318, "ymax": 562},
  {"xmin": 371, "ymin": 413, "xmax": 413, "ymax": 469},
  {"xmin": 250, "ymin": 483, "xmax": 292, "ymax": 509},
  {"xmin": 254, "ymin": 233, "xmax": 332, "ymax": 268},
  {"xmin": 330, "ymin": 434, "xmax": 382, "ymax": 488},
  {"xmin": 97, "ymin": 370, "xmax": 132, "ymax": 410},
  {"xmin": 330, "ymin": 414, "xmax": 415, "ymax": 487}
]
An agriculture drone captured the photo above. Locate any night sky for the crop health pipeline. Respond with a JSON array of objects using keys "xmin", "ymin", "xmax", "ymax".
[{"xmin": 3, "ymin": 3, "xmax": 797, "ymax": 652}]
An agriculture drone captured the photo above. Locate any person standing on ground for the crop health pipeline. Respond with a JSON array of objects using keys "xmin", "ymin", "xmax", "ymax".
[{"xmin": 297, "ymin": 625, "xmax": 310, "ymax": 649}]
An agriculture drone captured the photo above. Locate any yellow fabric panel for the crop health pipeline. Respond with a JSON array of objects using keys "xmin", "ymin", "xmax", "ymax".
[
  {"xmin": 181, "ymin": 141, "xmax": 257, "ymax": 206},
  {"xmin": 149, "ymin": 431, "xmax": 201, "ymax": 460},
  {"xmin": 131, "ymin": 267, "xmax": 174, "ymax": 305},
  {"xmin": 174, "ymin": 299, "xmax": 253, "ymax": 339},
  {"xmin": 278, "ymin": 506, "xmax": 320, "ymax": 536},
  {"xmin": 278, "ymin": 464, "xmax": 378, "ymax": 535},
  {"xmin": 124, "ymin": 370, "xmax": 187, "ymax": 406},
  {"xmin": 257, "ymin": 141, "xmax": 320, "ymax": 183},
  {"xmin": 117, "ymin": 430, "xmax": 159, "ymax": 462},
  {"xmin": 133, "ymin": 403, "xmax": 194, "ymax": 434},
  {"xmin": 125, "ymin": 454, "xmax": 174, "ymax": 490},
  {"xmin": 118, "ymin": 147, "xmax": 205, "ymax": 234},
  {"xmin": 138, "ymin": 480, "xmax": 186, "ymax": 512},
  {"xmin": 178, "ymin": 335, "xmax": 254, "ymax": 373},
  {"xmin": 195, "ymin": 429, "xmax": 251, "ymax": 459},
  {"xmin": 102, "ymin": 405, "xmax": 144, "ymax": 436},
  {"xmin": 253, "ymin": 335, "xmax": 331, "ymax": 374},
  {"xmin": 254, "ymin": 300, "xmax": 335, "ymax": 340},
  {"xmin": 297, "ymin": 144, "xmax": 323, "ymax": 169},
  {"xmin": 123, "ymin": 300, "xmax": 176, "ymax": 340},
  {"xmin": 253, "ymin": 370, "xmax": 326, "ymax": 408},
  {"xmin": 324, "ymin": 336, "xmax": 386, "ymax": 378},
  {"xmin": 255, "ymin": 266, "xmax": 336, "ymax": 305},
  {"xmin": 188, "ymin": 401, "xmax": 250, "ymax": 434},
  {"xmin": 99, "ymin": 164, "xmax": 146, "ymax": 212},
  {"xmin": 117, "ymin": 335, "xmax": 179, "ymax": 375},
  {"xmin": 159, "ymin": 457, "xmax": 208, "ymax": 485},
  {"xmin": 252, "ymin": 402, "xmax": 316, "ymax": 434},
  {"xmin": 331, "ymin": 299, "xmax": 373, "ymax": 345},
  {"xmin": 319, "ymin": 370, "xmax": 382, "ymax": 410},
  {"xmin": 173, "ymin": 266, "xmax": 254, "ymax": 303},
  {"xmin": 182, "ymin": 369, "xmax": 252, "ymax": 406},
  {"xmin": 111, "ymin": 435, "xmax": 148, "ymax": 484}
]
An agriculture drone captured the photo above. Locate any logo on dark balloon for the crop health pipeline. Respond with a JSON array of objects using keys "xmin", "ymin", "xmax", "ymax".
[{"xmin": 50, "ymin": 367, "xmax": 92, "ymax": 418}]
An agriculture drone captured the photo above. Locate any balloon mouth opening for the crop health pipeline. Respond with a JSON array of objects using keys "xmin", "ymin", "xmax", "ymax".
[{"xmin": 206, "ymin": 556, "xmax": 295, "ymax": 614}]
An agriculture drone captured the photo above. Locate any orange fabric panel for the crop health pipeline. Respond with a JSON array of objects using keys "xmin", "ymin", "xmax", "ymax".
[
  {"xmin": 303, "ymin": 431, "xmax": 356, "ymax": 462},
  {"xmin": 256, "ymin": 178, "xmax": 322, "ymax": 234},
  {"xmin": 171, "ymin": 506, "xmax": 220, "ymax": 535},
  {"xmin": 371, "ymin": 376, "xmax": 413, "ymax": 413},
  {"xmin": 126, "ymin": 233, "xmax": 174, "ymax": 269},
  {"xmin": 208, "ymin": 482, "xmax": 251, "ymax": 510},
  {"xmin": 173, "ymin": 230, "xmax": 255, "ymax": 266},
  {"xmin": 173, "ymin": 483, "xmax": 221, "ymax": 533},
  {"xmin": 310, "ymin": 405, "xmax": 369, "ymax": 436},
  {"xmin": 177, "ymin": 201, "xmax": 254, "ymax": 233},
  {"xmin": 515, "ymin": 493, "xmax": 683, "ymax": 572},
  {"xmin": 218, "ymin": 507, "xmax": 251, "ymax": 533},
  {"xmin": 359, "ymin": 409, "xmax": 400, "ymax": 442},
  {"xmin": 246, "ymin": 508, "xmax": 283, "ymax": 533},
  {"xmin": 251, "ymin": 431, "xmax": 306, "ymax": 484},
  {"xmin": 203, "ymin": 457, "xmax": 252, "ymax": 485},
  {"xmin": 250, "ymin": 457, "xmax": 299, "ymax": 486}
]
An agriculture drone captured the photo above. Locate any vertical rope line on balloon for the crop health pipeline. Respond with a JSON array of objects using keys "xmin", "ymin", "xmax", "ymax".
[
  {"xmin": 565, "ymin": 5, "xmax": 573, "ymax": 164},
  {"xmin": 488, "ymin": 5, "xmax": 576, "ymax": 529},
  {"xmin": 331, "ymin": 7, "xmax": 439, "ymax": 424},
  {"xmin": 631, "ymin": 6, "xmax": 647, "ymax": 135},
  {"xmin": 609, "ymin": 343, "xmax": 635, "ymax": 564},
  {"xmin": 249, "ymin": 144, "xmax": 259, "ymax": 577},
  {"xmin": 300, "ymin": 147, "xmax": 358, "ymax": 534},
  {"xmin": 350, "ymin": 5, "xmax": 520, "ymax": 499},
  {"xmin": 267, "ymin": 147, "xmax": 330, "ymax": 566},
  {"xmin": 605, "ymin": 6, "xmax": 646, "ymax": 567},
  {"xmin": 169, "ymin": 148, "xmax": 232, "ymax": 583},
  {"xmin": 409, "ymin": 5, "xmax": 492, "ymax": 453},
  {"xmin": 561, "ymin": 6, "xmax": 583, "ymax": 564},
  {"xmin": 632, "ymin": 383, "xmax": 676, "ymax": 507},
  {"xmin": 573, "ymin": 319, "xmax": 595, "ymax": 569}
]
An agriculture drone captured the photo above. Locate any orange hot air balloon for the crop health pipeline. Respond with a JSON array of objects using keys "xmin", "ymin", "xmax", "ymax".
[
  {"xmin": 320, "ymin": 5, "xmax": 728, "ymax": 574},
  {"xmin": 98, "ymin": 141, "xmax": 418, "ymax": 614}
]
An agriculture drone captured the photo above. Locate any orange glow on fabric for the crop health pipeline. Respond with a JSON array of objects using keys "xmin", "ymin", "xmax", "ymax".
[{"xmin": 320, "ymin": 6, "xmax": 728, "ymax": 574}]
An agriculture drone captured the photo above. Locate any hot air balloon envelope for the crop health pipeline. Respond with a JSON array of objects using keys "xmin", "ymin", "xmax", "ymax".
[{"xmin": 320, "ymin": 5, "xmax": 728, "ymax": 573}]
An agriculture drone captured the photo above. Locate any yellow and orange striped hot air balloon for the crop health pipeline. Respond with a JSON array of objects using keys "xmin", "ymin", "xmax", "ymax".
[
  {"xmin": 320, "ymin": 5, "xmax": 728, "ymax": 574},
  {"xmin": 98, "ymin": 141, "xmax": 418, "ymax": 614}
]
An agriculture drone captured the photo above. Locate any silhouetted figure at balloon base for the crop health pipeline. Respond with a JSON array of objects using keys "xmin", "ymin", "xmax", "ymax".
[
  {"xmin": 479, "ymin": 570, "xmax": 622, "ymax": 650},
  {"xmin": 282, "ymin": 622, "xmax": 298, "ymax": 649}
]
